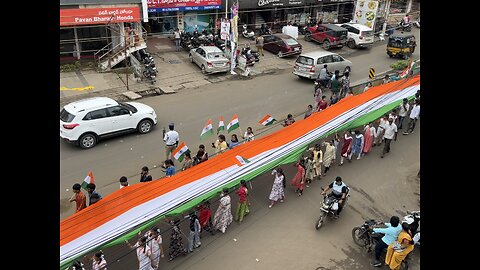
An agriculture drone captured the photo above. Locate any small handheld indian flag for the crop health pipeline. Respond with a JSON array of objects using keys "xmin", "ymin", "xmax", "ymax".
[
  {"xmin": 172, "ymin": 142, "xmax": 189, "ymax": 162},
  {"xmin": 81, "ymin": 171, "xmax": 95, "ymax": 191},
  {"xmin": 217, "ymin": 116, "xmax": 225, "ymax": 134},
  {"xmin": 399, "ymin": 59, "xmax": 414, "ymax": 78},
  {"xmin": 258, "ymin": 114, "xmax": 276, "ymax": 126},
  {"xmin": 200, "ymin": 119, "xmax": 214, "ymax": 140},
  {"xmin": 227, "ymin": 114, "xmax": 240, "ymax": 133},
  {"xmin": 235, "ymin": 155, "xmax": 250, "ymax": 166}
]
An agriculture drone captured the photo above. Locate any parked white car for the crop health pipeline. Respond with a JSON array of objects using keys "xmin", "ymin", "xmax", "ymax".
[
  {"xmin": 189, "ymin": 46, "xmax": 231, "ymax": 74},
  {"xmin": 336, "ymin": 23, "xmax": 374, "ymax": 49},
  {"xmin": 60, "ymin": 97, "xmax": 157, "ymax": 149}
]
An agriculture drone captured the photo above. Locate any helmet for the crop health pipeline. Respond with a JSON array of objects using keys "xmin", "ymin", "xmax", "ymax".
[{"xmin": 402, "ymin": 216, "xmax": 414, "ymax": 225}]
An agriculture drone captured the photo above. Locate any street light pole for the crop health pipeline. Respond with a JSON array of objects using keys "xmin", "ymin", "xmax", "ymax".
[
  {"xmin": 224, "ymin": 0, "xmax": 228, "ymax": 54},
  {"xmin": 124, "ymin": 25, "xmax": 129, "ymax": 91}
]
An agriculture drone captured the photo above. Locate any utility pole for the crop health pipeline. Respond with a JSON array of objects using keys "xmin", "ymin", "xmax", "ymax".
[
  {"xmin": 382, "ymin": 0, "xmax": 392, "ymax": 38},
  {"xmin": 124, "ymin": 25, "xmax": 129, "ymax": 91},
  {"xmin": 224, "ymin": 0, "xmax": 228, "ymax": 55}
]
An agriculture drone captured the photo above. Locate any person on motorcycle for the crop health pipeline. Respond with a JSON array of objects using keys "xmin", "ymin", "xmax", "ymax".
[
  {"xmin": 385, "ymin": 222, "xmax": 415, "ymax": 269},
  {"xmin": 402, "ymin": 14, "xmax": 411, "ymax": 25},
  {"xmin": 320, "ymin": 176, "xmax": 347, "ymax": 218},
  {"xmin": 402, "ymin": 215, "xmax": 420, "ymax": 245},
  {"xmin": 371, "ymin": 216, "xmax": 402, "ymax": 267},
  {"xmin": 317, "ymin": 64, "xmax": 331, "ymax": 88}
]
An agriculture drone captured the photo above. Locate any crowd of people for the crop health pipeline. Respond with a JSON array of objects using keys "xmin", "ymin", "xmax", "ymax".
[{"xmin": 69, "ymin": 76, "xmax": 420, "ymax": 270}]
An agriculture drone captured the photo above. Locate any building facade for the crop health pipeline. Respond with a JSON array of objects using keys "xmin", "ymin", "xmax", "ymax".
[
  {"xmin": 142, "ymin": 0, "xmax": 355, "ymax": 35},
  {"xmin": 145, "ymin": 0, "xmax": 222, "ymax": 34},
  {"xmin": 60, "ymin": 0, "xmax": 147, "ymax": 62}
]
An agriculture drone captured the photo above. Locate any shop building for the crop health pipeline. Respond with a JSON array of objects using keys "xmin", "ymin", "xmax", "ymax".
[
  {"xmin": 143, "ymin": 0, "xmax": 356, "ymax": 35},
  {"xmin": 374, "ymin": 0, "xmax": 420, "ymax": 33},
  {"xmin": 60, "ymin": 0, "xmax": 149, "ymax": 70},
  {"xmin": 232, "ymin": 0, "xmax": 354, "ymax": 32},
  {"xmin": 145, "ymin": 0, "xmax": 222, "ymax": 34}
]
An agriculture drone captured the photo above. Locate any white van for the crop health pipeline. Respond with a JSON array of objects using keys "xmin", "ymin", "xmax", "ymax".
[{"xmin": 293, "ymin": 50, "xmax": 352, "ymax": 80}]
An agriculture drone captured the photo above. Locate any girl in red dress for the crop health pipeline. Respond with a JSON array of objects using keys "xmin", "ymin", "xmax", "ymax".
[{"xmin": 290, "ymin": 160, "xmax": 306, "ymax": 196}]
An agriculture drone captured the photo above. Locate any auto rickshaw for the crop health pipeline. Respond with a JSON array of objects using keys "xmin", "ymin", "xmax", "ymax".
[{"xmin": 386, "ymin": 32, "xmax": 416, "ymax": 59}]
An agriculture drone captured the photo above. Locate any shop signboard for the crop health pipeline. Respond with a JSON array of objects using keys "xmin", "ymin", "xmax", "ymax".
[
  {"xmin": 257, "ymin": 0, "xmax": 304, "ymax": 7},
  {"xmin": 353, "ymin": 0, "xmax": 379, "ymax": 29},
  {"xmin": 316, "ymin": 11, "xmax": 338, "ymax": 23},
  {"xmin": 220, "ymin": 19, "xmax": 231, "ymax": 40},
  {"xmin": 237, "ymin": 0, "xmax": 305, "ymax": 9},
  {"xmin": 147, "ymin": 0, "xmax": 222, "ymax": 12},
  {"xmin": 60, "ymin": 7, "xmax": 141, "ymax": 26}
]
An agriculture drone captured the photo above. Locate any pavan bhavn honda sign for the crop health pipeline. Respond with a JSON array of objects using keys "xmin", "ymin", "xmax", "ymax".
[
  {"xmin": 60, "ymin": 7, "xmax": 141, "ymax": 26},
  {"xmin": 147, "ymin": 0, "xmax": 222, "ymax": 12}
]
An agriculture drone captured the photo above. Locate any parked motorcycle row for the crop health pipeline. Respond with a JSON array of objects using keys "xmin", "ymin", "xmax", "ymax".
[
  {"xmin": 138, "ymin": 49, "xmax": 157, "ymax": 85},
  {"xmin": 179, "ymin": 29, "xmax": 220, "ymax": 51}
]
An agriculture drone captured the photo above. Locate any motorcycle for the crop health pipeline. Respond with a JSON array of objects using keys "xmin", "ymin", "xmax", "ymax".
[
  {"xmin": 413, "ymin": 20, "xmax": 420, "ymax": 29},
  {"xmin": 314, "ymin": 74, "xmax": 332, "ymax": 94},
  {"xmin": 237, "ymin": 44, "xmax": 259, "ymax": 67},
  {"xmin": 352, "ymin": 213, "xmax": 419, "ymax": 269},
  {"xmin": 403, "ymin": 210, "xmax": 420, "ymax": 246},
  {"xmin": 242, "ymin": 24, "xmax": 256, "ymax": 40},
  {"xmin": 259, "ymin": 24, "xmax": 272, "ymax": 36},
  {"xmin": 214, "ymin": 35, "xmax": 230, "ymax": 52},
  {"xmin": 352, "ymin": 219, "xmax": 384, "ymax": 251},
  {"xmin": 292, "ymin": 21, "xmax": 309, "ymax": 35},
  {"xmin": 180, "ymin": 32, "xmax": 194, "ymax": 50},
  {"xmin": 398, "ymin": 21, "xmax": 412, "ymax": 32},
  {"xmin": 315, "ymin": 186, "xmax": 350, "ymax": 230},
  {"xmin": 143, "ymin": 66, "xmax": 157, "ymax": 85}
]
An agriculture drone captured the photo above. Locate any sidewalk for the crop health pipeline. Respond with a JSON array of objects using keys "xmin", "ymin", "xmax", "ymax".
[{"xmin": 59, "ymin": 29, "xmax": 409, "ymax": 106}]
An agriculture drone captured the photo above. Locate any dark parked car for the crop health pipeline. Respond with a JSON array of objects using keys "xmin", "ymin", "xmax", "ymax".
[
  {"xmin": 262, "ymin": 34, "xmax": 302, "ymax": 57},
  {"xmin": 304, "ymin": 24, "xmax": 348, "ymax": 50}
]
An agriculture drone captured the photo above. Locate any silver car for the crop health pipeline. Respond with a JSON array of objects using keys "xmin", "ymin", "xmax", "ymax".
[
  {"xmin": 189, "ymin": 46, "xmax": 231, "ymax": 74},
  {"xmin": 293, "ymin": 50, "xmax": 352, "ymax": 80}
]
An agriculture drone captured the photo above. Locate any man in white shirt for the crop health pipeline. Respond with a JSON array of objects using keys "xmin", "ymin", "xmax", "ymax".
[
  {"xmin": 164, "ymin": 123, "xmax": 179, "ymax": 160},
  {"xmin": 381, "ymin": 117, "xmax": 397, "ymax": 158},
  {"xmin": 374, "ymin": 114, "xmax": 389, "ymax": 146},
  {"xmin": 173, "ymin": 28, "xmax": 181, "ymax": 51},
  {"xmin": 403, "ymin": 99, "xmax": 420, "ymax": 135},
  {"xmin": 397, "ymin": 98, "xmax": 410, "ymax": 129}
]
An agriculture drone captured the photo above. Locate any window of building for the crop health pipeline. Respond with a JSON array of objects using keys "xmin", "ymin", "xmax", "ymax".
[
  {"xmin": 60, "ymin": 28, "xmax": 75, "ymax": 58},
  {"xmin": 76, "ymin": 25, "xmax": 110, "ymax": 56}
]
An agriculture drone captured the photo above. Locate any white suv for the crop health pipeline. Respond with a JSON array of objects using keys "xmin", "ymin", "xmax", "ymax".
[
  {"xmin": 60, "ymin": 97, "xmax": 157, "ymax": 149},
  {"xmin": 337, "ymin": 23, "xmax": 374, "ymax": 49}
]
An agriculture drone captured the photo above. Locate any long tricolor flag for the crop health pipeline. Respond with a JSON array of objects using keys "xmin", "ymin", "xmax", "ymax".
[
  {"xmin": 60, "ymin": 76, "xmax": 420, "ymax": 269},
  {"xmin": 259, "ymin": 114, "xmax": 276, "ymax": 126},
  {"xmin": 227, "ymin": 114, "xmax": 240, "ymax": 133},
  {"xmin": 81, "ymin": 171, "xmax": 94, "ymax": 190},
  {"xmin": 172, "ymin": 142, "xmax": 189, "ymax": 162},
  {"xmin": 399, "ymin": 59, "xmax": 415, "ymax": 78},
  {"xmin": 235, "ymin": 155, "xmax": 250, "ymax": 166},
  {"xmin": 200, "ymin": 119, "xmax": 214, "ymax": 140},
  {"xmin": 217, "ymin": 116, "xmax": 225, "ymax": 134}
]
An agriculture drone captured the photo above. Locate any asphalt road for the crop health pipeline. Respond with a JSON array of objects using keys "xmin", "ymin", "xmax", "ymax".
[
  {"xmin": 60, "ymin": 29, "xmax": 421, "ymax": 270},
  {"xmin": 60, "ymin": 28, "xmax": 421, "ymax": 221},
  {"xmin": 78, "ymin": 124, "xmax": 420, "ymax": 270}
]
